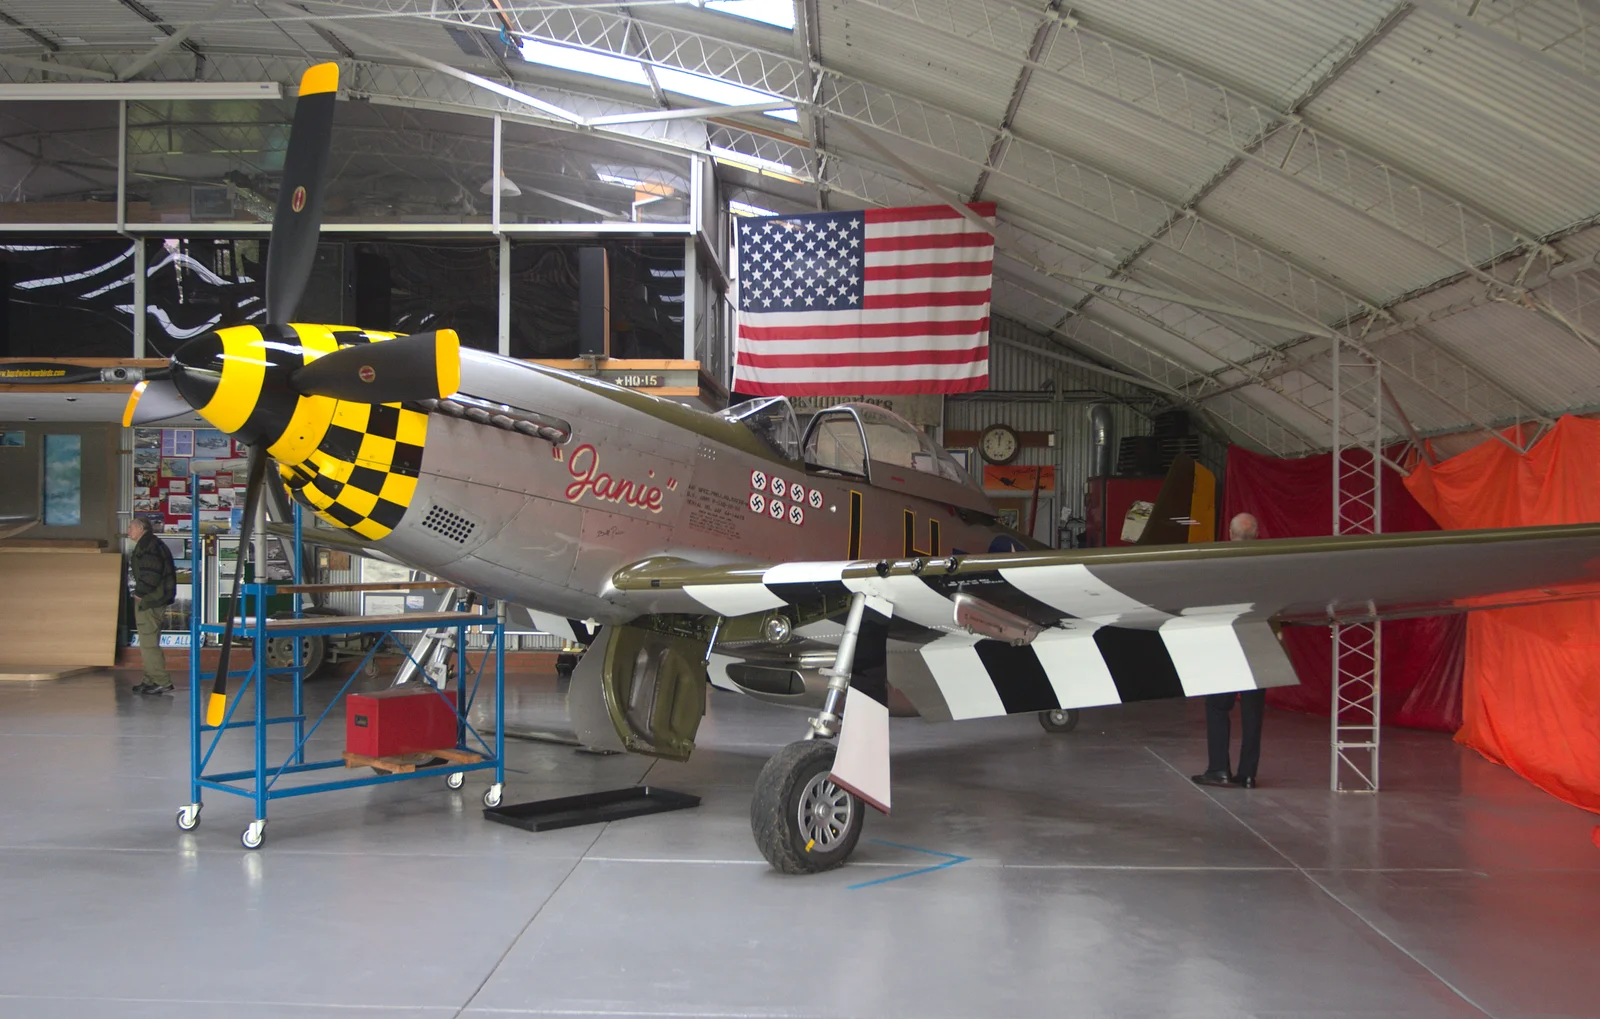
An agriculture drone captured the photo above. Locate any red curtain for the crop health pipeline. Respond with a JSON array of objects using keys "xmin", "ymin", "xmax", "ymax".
[
  {"xmin": 1224, "ymin": 445, "xmax": 1464, "ymax": 731},
  {"xmin": 1404, "ymin": 416, "xmax": 1600, "ymax": 813}
]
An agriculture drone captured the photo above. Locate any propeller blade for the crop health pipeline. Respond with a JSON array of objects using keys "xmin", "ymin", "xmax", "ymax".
[
  {"xmin": 207, "ymin": 442, "xmax": 269, "ymax": 728},
  {"xmin": 288, "ymin": 330, "xmax": 461, "ymax": 403},
  {"xmin": 121, "ymin": 378, "xmax": 191, "ymax": 427},
  {"xmin": 264, "ymin": 62, "xmax": 339, "ymax": 326}
]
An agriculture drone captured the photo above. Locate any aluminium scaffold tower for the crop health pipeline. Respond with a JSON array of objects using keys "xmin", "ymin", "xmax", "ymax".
[{"xmin": 1330, "ymin": 336, "xmax": 1383, "ymax": 793}]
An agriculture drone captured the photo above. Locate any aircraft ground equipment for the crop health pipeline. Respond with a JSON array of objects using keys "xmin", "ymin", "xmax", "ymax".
[
  {"xmin": 1038, "ymin": 708, "xmax": 1081, "ymax": 733},
  {"xmin": 176, "ymin": 508, "xmax": 506, "ymax": 848}
]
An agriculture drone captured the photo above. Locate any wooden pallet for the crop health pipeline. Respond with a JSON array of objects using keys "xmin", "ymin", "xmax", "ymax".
[{"xmin": 342, "ymin": 748, "xmax": 484, "ymax": 773}]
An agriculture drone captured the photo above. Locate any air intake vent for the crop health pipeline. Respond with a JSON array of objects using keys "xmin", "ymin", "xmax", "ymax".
[{"xmin": 422, "ymin": 505, "xmax": 476, "ymax": 544}]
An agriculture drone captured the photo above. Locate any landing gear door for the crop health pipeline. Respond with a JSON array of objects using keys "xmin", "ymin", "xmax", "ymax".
[{"xmin": 597, "ymin": 623, "xmax": 707, "ymax": 761}]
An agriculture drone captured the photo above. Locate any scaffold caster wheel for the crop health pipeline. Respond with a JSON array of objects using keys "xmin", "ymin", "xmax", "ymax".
[
  {"xmin": 1038, "ymin": 708, "xmax": 1080, "ymax": 733},
  {"xmin": 241, "ymin": 820, "xmax": 265, "ymax": 850},
  {"xmin": 447, "ymin": 771, "xmax": 465, "ymax": 790},
  {"xmin": 362, "ymin": 659, "xmax": 379, "ymax": 678},
  {"xmin": 175, "ymin": 803, "xmax": 201, "ymax": 831},
  {"xmin": 483, "ymin": 783, "xmax": 503, "ymax": 809}
]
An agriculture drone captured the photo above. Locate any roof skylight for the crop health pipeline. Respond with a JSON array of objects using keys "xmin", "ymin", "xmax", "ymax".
[
  {"xmin": 730, "ymin": 199, "xmax": 778, "ymax": 217},
  {"xmin": 518, "ymin": 36, "xmax": 796, "ymax": 123},
  {"xmin": 692, "ymin": 0, "xmax": 796, "ymax": 30},
  {"xmin": 518, "ymin": 38, "xmax": 650, "ymax": 86}
]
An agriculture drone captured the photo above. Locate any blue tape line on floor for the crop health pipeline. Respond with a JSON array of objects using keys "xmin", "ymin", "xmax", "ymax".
[{"xmin": 847, "ymin": 838, "xmax": 970, "ymax": 889}]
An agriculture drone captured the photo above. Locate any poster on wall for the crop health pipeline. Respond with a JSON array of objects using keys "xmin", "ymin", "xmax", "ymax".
[
  {"xmin": 43, "ymin": 434, "xmax": 81, "ymax": 526},
  {"xmin": 133, "ymin": 449, "xmax": 158, "ymax": 471},
  {"xmin": 160, "ymin": 428, "xmax": 194, "ymax": 457},
  {"xmin": 981, "ymin": 463, "xmax": 1056, "ymax": 492},
  {"xmin": 160, "ymin": 457, "xmax": 190, "ymax": 478},
  {"xmin": 194, "ymin": 429, "xmax": 231, "ymax": 456},
  {"xmin": 0, "ymin": 432, "xmax": 24, "ymax": 447},
  {"xmin": 133, "ymin": 429, "xmax": 160, "ymax": 450},
  {"xmin": 167, "ymin": 495, "xmax": 192, "ymax": 517}
]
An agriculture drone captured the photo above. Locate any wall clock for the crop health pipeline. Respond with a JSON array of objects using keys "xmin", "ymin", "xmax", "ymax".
[{"xmin": 979, "ymin": 423, "xmax": 1020, "ymax": 465}]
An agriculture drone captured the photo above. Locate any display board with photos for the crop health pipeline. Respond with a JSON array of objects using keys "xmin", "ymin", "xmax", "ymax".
[{"xmin": 132, "ymin": 427, "xmax": 245, "ymax": 535}]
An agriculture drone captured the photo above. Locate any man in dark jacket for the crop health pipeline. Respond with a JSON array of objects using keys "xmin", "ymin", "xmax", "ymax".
[{"xmin": 127, "ymin": 517, "xmax": 177, "ymax": 694}]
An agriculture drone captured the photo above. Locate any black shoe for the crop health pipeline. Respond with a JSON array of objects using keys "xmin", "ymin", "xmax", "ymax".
[
  {"xmin": 137, "ymin": 682, "xmax": 174, "ymax": 695},
  {"xmin": 129, "ymin": 682, "xmax": 154, "ymax": 694},
  {"xmin": 1191, "ymin": 770, "xmax": 1232, "ymax": 788},
  {"xmin": 1229, "ymin": 776, "xmax": 1257, "ymax": 789}
]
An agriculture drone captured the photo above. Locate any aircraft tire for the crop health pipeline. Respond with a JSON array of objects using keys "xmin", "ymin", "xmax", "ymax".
[
  {"xmin": 751, "ymin": 739, "xmax": 863, "ymax": 874},
  {"xmin": 1038, "ymin": 708, "xmax": 1080, "ymax": 733}
]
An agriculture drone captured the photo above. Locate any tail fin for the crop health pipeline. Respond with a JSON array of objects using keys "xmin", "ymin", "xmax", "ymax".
[{"xmin": 1127, "ymin": 455, "xmax": 1217, "ymax": 545}]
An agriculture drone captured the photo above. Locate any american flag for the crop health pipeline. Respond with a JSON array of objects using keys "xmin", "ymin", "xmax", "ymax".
[{"xmin": 731, "ymin": 202, "xmax": 994, "ymax": 395}]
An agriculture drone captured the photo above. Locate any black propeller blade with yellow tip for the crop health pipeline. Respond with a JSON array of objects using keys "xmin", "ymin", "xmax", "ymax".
[
  {"xmin": 290, "ymin": 329, "xmax": 462, "ymax": 403},
  {"xmin": 205, "ymin": 61, "xmax": 340, "ymax": 729},
  {"xmin": 263, "ymin": 61, "xmax": 338, "ymax": 328}
]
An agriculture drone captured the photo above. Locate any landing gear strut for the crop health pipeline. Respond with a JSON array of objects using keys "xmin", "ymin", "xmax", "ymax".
[{"xmin": 751, "ymin": 593, "xmax": 869, "ymax": 874}]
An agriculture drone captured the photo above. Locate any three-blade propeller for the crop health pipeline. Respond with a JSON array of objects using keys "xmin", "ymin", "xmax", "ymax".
[
  {"xmin": 169, "ymin": 63, "xmax": 458, "ymax": 727},
  {"xmin": 199, "ymin": 61, "xmax": 346, "ymax": 727}
]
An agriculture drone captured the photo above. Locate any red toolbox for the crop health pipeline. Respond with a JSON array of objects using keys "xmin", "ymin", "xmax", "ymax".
[{"xmin": 346, "ymin": 686, "xmax": 460, "ymax": 758}]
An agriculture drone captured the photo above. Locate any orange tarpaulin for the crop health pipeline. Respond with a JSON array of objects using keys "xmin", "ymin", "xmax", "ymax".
[{"xmin": 1405, "ymin": 415, "xmax": 1600, "ymax": 813}]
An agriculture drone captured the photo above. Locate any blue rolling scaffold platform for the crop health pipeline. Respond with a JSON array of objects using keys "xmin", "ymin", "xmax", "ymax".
[{"xmin": 174, "ymin": 509, "xmax": 506, "ymax": 849}]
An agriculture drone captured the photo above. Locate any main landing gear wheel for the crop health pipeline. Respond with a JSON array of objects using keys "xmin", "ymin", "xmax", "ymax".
[
  {"xmin": 1038, "ymin": 708, "xmax": 1080, "ymax": 733},
  {"xmin": 751, "ymin": 740, "xmax": 864, "ymax": 874}
]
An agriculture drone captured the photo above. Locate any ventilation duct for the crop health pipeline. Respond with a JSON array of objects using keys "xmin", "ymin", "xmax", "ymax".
[{"xmin": 1089, "ymin": 404, "xmax": 1114, "ymax": 478}]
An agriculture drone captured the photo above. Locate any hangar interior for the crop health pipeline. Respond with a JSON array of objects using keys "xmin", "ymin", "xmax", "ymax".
[{"xmin": 3, "ymin": 1, "xmax": 1600, "ymax": 1016}]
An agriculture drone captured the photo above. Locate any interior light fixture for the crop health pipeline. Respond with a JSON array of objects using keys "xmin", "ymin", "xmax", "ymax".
[
  {"xmin": 479, "ymin": 172, "xmax": 523, "ymax": 197},
  {"xmin": 0, "ymin": 81, "xmax": 281, "ymax": 101}
]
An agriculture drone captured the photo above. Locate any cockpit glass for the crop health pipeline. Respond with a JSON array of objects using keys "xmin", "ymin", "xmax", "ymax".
[
  {"xmin": 714, "ymin": 396, "xmax": 801, "ymax": 460},
  {"xmin": 840, "ymin": 403, "xmax": 982, "ymax": 492}
]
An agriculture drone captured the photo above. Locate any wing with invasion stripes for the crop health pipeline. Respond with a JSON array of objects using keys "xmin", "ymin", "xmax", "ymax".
[{"xmin": 608, "ymin": 523, "xmax": 1600, "ymax": 721}]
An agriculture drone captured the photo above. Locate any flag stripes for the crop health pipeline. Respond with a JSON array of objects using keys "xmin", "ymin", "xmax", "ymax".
[{"xmin": 733, "ymin": 202, "xmax": 995, "ymax": 395}]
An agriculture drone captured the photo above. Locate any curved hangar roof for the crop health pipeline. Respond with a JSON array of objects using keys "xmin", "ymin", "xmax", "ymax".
[{"xmin": 4, "ymin": 0, "xmax": 1600, "ymax": 455}]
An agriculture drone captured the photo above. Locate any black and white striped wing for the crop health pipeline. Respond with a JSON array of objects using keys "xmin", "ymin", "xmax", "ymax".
[{"xmin": 608, "ymin": 522, "xmax": 1600, "ymax": 722}]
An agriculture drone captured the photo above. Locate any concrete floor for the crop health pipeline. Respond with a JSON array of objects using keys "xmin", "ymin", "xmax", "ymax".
[{"xmin": 1, "ymin": 669, "xmax": 1597, "ymax": 1019}]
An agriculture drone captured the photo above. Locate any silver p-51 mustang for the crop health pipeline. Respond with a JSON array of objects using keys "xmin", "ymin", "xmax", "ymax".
[{"xmin": 118, "ymin": 64, "xmax": 1600, "ymax": 872}]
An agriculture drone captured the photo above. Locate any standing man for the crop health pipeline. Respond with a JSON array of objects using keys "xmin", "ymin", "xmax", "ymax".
[
  {"xmin": 1192, "ymin": 512, "xmax": 1267, "ymax": 789},
  {"xmin": 127, "ymin": 517, "xmax": 177, "ymax": 694}
]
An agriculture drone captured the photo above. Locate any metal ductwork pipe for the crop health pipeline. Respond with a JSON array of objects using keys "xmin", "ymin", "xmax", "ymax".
[{"xmin": 1089, "ymin": 404, "xmax": 1114, "ymax": 478}]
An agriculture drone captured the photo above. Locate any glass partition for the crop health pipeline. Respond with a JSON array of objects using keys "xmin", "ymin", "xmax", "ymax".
[
  {"xmin": 501, "ymin": 119, "xmax": 691, "ymax": 226},
  {"xmin": 507, "ymin": 239, "xmax": 684, "ymax": 359},
  {"xmin": 345, "ymin": 241, "xmax": 499, "ymax": 350},
  {"xmin": 125, "ymin": 97, "xmax": 292, "ymax": 226},
  {"xmin": 1, "ymin": 238, "xmax": 137, "ymax": 356},
  {"xmin": 141, "ymin": 237, "xmax": 266, "ymax": 357},
  {"xmin": 0, "ymin": 101, "xmax": 120, "ymax": 225},
  {"xmin": 126, "ymin": 99, "xmax": 495, "ymax": 226}
]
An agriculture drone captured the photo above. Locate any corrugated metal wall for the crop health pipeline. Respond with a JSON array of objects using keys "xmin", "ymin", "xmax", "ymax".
[{"xmin": 948, "ymin": 318, "xmax": 1165, "ymax": 544}]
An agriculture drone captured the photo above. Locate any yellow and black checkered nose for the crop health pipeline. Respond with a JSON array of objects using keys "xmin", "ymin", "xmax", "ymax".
[
  {"xmin": 171, "ymin": 323, "xmax": 429, "ymax": 542},
  {"xmin": 278, "ymin": 399, "xmax": 427, "ymax": 541}
]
